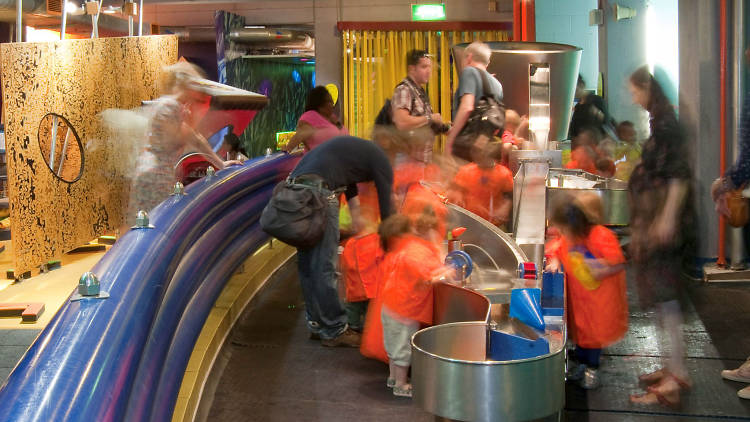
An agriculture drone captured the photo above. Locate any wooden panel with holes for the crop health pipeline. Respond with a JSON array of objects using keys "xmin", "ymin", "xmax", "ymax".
[{"xmin": 0, "ymin": 35, "xmax": 178, "ymax": 275}]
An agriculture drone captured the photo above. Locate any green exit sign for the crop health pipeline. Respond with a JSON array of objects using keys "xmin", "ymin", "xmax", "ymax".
[{"xmin": 412, "ymin": 3, "xmax": 446, "ymax": 21}]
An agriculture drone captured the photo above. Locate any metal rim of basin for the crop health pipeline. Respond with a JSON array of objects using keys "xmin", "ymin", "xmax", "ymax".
[{"xmin": 411, "ymin": 321, "xmax": 564, "ymax": 366}]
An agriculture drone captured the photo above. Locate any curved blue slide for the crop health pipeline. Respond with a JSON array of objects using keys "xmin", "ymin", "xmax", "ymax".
[{"xmin": 0, "ymin": 153, "xmax": 295, "ymax": 422}]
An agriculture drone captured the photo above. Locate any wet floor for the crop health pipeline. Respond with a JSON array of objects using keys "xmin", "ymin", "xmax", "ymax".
[{"xmin": 205, "ymin": 258, "xmax": 750, "ymax": 421}]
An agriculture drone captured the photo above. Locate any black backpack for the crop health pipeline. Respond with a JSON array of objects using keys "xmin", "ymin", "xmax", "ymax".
[
  {"xmin": 374, "ymin": 80, "xmax": 420, "ymax": 126},
  {"xmin": 260, "ymin": 180, "xmax": 327, "ymax": 248},
  {"xmin": 374, "ymin": 98, "xmax": 395, "ymax": 126},
  {"xmin": 452, "ymin": 70, "xmax": 506, "ymax": 161}
]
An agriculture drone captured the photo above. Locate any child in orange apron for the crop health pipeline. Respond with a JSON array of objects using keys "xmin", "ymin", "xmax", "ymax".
[
  {"xmin": 447, "ymin": 139, "xmax": 513, "ymax": 228},
  {"xmin": 377, "ymin": 212, "xmax": 449, "ymax": 398},
  {"xmin": 546, "ymin": 193, "xmax": 628, "ymax": 390}
]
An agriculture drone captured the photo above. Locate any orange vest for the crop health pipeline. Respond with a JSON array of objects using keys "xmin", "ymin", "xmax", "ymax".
[
  {"xmin": 566, "ymin": 146, "xmax": 598, "ymax": 174},
  {"xmin": 380, "ymin": 235, "xmax": 443, "ymax": 325},
  {"xmin": 450, "ymin": 162, "xmax": 513, "ymax": 223},
  {"xmin": 340, "ymin": 233, "xmax": 383, "ymax": 302},
  {"xmin": 551, "ymin": 225, "xmax": 628, "ymax": 348}
]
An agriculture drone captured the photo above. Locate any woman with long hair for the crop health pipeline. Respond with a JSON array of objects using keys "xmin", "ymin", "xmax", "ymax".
[{"xmin": 627, "ymin": 66, "xmax": 695, "ymax": 407}]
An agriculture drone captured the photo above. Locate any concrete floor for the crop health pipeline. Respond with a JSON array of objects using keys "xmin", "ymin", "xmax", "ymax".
[
  {"xmin": 1, "ymin": 255, "xmax": 749, "ymax": 420},
  {"xmin": 206, "ymin": 259, "xmax": 750, "ymax": 421}
]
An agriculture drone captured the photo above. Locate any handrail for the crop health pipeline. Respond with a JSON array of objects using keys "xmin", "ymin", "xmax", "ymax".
[{"xmin": 0, "ymin": 153, "xmax": 296, "ymax": 422}]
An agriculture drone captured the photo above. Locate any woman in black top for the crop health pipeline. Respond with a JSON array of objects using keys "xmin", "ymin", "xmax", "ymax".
[{"xmin": 627, "ymin": 66, "xmax": 695, "ymax": 407}]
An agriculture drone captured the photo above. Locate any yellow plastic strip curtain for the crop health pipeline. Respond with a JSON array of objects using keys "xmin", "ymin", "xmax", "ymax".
[{"xmin": 341, "ymin": 28, "xmax": 512, "ymax": 143}]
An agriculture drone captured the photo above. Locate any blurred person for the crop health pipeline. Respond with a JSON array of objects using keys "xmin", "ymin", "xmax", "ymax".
[
  {"xmin": 288, "ymin": 136, "xmax": 393, "ymax": 347},
  {"xmin": 127, "ymin": 61, "xmax": 240, "ymax": 225},
  {"xmin": 499, "ymin": 109, "xmax": 526, "ymax": 166},
  {"xmin": 501, "ymin": 109, "xmax": 527, "ymax": 147},
  {"xmin": 222, "ymin": 129, "xmax": 249, "ymax": 162},
  {"xmin": 565, "ymin": 127, "xmax": 600, "ymax": 174},
  {"xmin": 627, "ymin": 66, "xmax": 695, "ymax": 407},
  {"xmin": 614, "ymin": 121, "xmax": 642, "ymax": 180},
  {"xmin": 378, "ymin": 212, "xmax": 450, "ymax": 397},
  {"xmin": 446, "ymin": 41, "xmax": 503, "ymax": 161},
  {"xmin": 390, "ymin": 49, "xmax": 448, "ymax": 163},
  {"xmin": 546, "ymin": 193, "xmax": 628, "ymax": 390},
  {"xmin": 447, "ymin": 138, "xmax": 513, "ymax": 228},
  {"xmin": 340, "ymin": 230, "xmax": 382, "ymax": 333},
  {"xmin": 569, "ymin": 75, "xmax": 615, "ymax": 139},
  {"xmin": 711, "ymin": 46, "xmax": 750, "ymax": 401},
  {"xmin": 282, "ymin": 86, "xmax": 348, "ymax": 153}
]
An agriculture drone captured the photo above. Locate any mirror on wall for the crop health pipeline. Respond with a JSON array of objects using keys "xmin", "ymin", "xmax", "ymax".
[{"xmin": 37, "ymin": 113, "xmax": 84, "ymax": 183}]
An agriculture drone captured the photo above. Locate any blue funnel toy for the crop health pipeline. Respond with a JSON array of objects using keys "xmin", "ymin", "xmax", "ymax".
[{"xmin": 509, "ymin": 288, "xmax": 545, "ymax": 331}]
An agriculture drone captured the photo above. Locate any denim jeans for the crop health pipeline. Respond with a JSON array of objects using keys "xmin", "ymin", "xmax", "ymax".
[{"xmin": 296, "ymin": 189, "xmax": 348, "ymax": 340}]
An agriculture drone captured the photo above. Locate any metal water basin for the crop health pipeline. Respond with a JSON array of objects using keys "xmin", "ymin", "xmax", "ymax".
[
  {"xmin": 547, "ymin": 168, "xmax": 629, "ymax": 226},
  {"xmin": 412, "ymin": 321, "xmax": 565, "ymax": 422}
]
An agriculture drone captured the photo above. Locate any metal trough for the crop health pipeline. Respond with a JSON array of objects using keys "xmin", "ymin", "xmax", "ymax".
[{"xmin": 412, "ymin": 321, "xmax": 565, "ymax": 422}]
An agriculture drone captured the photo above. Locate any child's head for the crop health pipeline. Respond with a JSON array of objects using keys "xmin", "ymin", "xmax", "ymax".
[
  {"xmin": 505, "ymin": 109, "xmax": 521, "ymax": 133},
  {"xmin": 616, "ymin": 121, "xmax": 636, "ymax": 144},
  {"xmin": 550, "ymin": 193, "xmax": 602, "ymax": 240},
  {"xmin": 572, "ymin": 127, "xmax": 601, "ymax": 150},
  {"xmin": 413, "ymin": 204, "xmax": 439, "ymax": 237},
  {"xmin": 471, "ymin": 136, "xmax": 500, "ymax": 168},
  {"xmin": 595, "ymin": 157, "xmax": 616, "ymax": 178},
  {"xmin": 378, "ymin": 214, "xmax": 412, "ymax": 251}
]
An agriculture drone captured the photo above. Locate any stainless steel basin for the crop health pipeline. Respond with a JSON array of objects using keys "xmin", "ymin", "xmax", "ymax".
[
  {"xmin": 547, "ymin": 168, "xmax": 629, "ymax": 226},
  {"xmin": 412, "ymin": 322, "xmax": 565, "ymax": 422}
]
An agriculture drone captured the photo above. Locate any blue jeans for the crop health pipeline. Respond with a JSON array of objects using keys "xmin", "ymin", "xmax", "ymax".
[
  {"xmin": 574, "ymin": 346, "xmax": 601, "ymax": 369},
  {"xmin": 296, "ymin": 189, "xmax": 347, "ymax": 340}
]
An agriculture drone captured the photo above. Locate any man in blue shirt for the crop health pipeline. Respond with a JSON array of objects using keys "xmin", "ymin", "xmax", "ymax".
[{"xmin": 446, "ymin": 41, "xmax": 503, "ymax": 159}]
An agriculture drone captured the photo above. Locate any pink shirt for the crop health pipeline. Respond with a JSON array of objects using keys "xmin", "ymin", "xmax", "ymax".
[{"xmin": 298, "ymin": 110, "xmax": 349, "ymax": 151}]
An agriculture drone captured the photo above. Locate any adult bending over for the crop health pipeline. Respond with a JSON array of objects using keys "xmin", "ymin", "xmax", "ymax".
[{"xmin": 288, "ymin": 136, "xmax": 393, "ymax": 347}]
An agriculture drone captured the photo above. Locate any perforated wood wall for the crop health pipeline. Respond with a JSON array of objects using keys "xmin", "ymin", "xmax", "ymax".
[{"xmin": 1, "ymin": 35, "xmax": 178, "ymax": 274}]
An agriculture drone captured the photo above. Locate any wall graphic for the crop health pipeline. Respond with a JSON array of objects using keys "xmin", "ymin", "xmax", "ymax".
[
  {"xmin": 228, "ymin": 58, "xmax": 314, "ymax": 157},
  {"xmin": 1, "ymin": 35, "xmax": 178, "ymax": 274},
  {"xmin": 216, "ymin": 10, "xmax": 313, "ymax": 157}
]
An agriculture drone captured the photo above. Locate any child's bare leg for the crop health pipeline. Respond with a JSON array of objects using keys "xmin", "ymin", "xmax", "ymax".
[
  {"xmin": 388, "ymin": 361, "xmax": 397, "ymax": 386},
  {"xmin": 393, "ymin": 364, "xmax": 410, "ymax": 388}
]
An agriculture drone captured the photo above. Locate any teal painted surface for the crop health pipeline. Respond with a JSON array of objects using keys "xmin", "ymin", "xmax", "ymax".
[{"xmin": 535, "ymin": 0, "xmax": 598, "ymax": 92}]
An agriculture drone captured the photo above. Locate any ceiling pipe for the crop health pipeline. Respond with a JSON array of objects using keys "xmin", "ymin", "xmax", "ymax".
[{"xmin": 161, "ymin": 26, "xmax": 314, "ymax": 50}]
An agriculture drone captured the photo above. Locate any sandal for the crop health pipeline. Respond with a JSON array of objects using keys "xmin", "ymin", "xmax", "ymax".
[
  {"xmin": 647, "ymin": 373, "xmax": 692, "ymax": 391},
  {"xmin": 629, "ymin": 389, "xmax": 680, "ymax": 408},
  {"xmin": 393, "ymin": 384, "xmax": 413, "ymax": 398},
  {"xmin": 631, "ymin": 375, "xmax": 682, "ymax": 408},
  {"xmin": 639, "ymin": 369, "xmax": 692, "ymax": 390},
  {"xmin": 386, "ymin": 378, "xmax": 395, "ymax": 388},
  {"xmin": 638, "ymin": 368, "xmax": 669, "ymax": 384}
]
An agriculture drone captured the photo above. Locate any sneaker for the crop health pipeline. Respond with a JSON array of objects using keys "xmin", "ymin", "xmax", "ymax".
[
  {"xmin": 579, "ymin": 367, "xmax": 600, "ymax": 390},
  {"xmin": 321, "ymin": 328, "xmax": 361, "ymax": 347},
  {"xmin": 739, "ymin": 385, "xmax": 750, "ymax": 400},
  {"xmin": 722, "ymin": 358, "xmax": 750, "ymax": 383},
  {"xmin": 566, "ymin": 362, "xmax": 586, "ymax": 382}
]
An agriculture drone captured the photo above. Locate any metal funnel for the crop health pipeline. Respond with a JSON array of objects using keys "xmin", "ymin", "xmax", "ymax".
[{"xmin": 452, "ymin": 41, "xmax": 582, "ymax": 144}]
